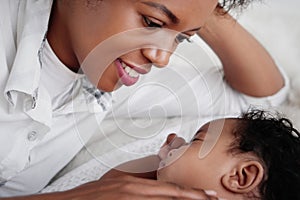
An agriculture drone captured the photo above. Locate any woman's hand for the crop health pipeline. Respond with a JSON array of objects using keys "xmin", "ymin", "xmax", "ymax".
[
  {"xmin": 60, "ymin": 175, "xmax": 220, "ymax": 200},
  {"xmin": 2, "ymin": 176, "xmax": 220, "ymax": 200}
]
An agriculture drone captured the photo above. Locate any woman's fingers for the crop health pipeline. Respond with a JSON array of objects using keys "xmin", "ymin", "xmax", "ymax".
[
  {"xmin": 68, "ymin": 175, "xmax": 222, "ymax": 200},
  {"xmin": 98, "ymin": 176, "xmax": 219, "ymax": 199}
]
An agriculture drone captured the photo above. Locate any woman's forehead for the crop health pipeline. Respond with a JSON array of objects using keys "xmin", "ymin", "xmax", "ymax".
[
  {"xmin": 135, "ymin": 0, "xmax": 218, "ymax": 27},
  {"xmin": 135, "ymin": 0, "xmax": 217, "ymax": 15}
]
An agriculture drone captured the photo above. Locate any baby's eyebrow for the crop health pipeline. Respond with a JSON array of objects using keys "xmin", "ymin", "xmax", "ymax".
[
  {"xmin": 195, "ymin": 129, "xmax": 202, "ymax": 136},
  {"xmin": 193, "ymin": 123, "xmax": 210, "ymax": 138},
  {"xmin": 192, "ymin": 129, "xmax": 203, "ymax": 139},
  {"xmin": 197, "ymin": 123, "xmax": 209, "ymax": 132}
]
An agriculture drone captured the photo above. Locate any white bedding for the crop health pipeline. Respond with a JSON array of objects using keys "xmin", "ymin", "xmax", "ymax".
[{"xmin": 42, "ymin": 0, "xmax": 300, "ymax": 193}]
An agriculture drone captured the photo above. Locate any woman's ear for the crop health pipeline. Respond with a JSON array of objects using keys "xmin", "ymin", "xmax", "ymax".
[{"xmin": 221, "ymin": 160, "xmax": 264, "ymax": 194}]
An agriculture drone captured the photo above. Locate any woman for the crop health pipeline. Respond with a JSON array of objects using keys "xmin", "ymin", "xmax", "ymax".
[{"xmin": 0, "ymin": 0, "xmax": 287, "ymax": 199}]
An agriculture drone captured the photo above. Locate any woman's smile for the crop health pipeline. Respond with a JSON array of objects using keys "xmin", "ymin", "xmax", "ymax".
[
  {"xmin": 115, "ymin": 58, "xmax": 152, "ymax": 86},
  {"xmin": 115, "ymin": 59, "xmax": 140, "ymax": 86}
]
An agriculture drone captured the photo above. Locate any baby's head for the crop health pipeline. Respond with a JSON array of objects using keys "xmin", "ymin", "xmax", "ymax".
[{"xmin": 157, "ymin": 110, "xmax": 300, "ymax": 200}]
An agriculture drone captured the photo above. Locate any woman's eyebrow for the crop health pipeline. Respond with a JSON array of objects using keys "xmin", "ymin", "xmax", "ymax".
[{"xmin": 141, "ymin": 1, "xmax": 180, "ymax": 24}]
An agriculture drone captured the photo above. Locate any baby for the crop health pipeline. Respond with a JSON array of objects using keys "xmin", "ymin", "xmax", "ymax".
[{"xmin": 102, "ymin": 110, "xmax": 300, "ymax": 200}]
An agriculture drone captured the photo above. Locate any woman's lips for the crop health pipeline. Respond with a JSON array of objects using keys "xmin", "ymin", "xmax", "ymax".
[
  {"xmin": 130, "ymin": 63, "xmax": 150, "ymax": 75},
  {"xmin": 115, "ymin": 59, "xmax": 140, "ymax": 86}
]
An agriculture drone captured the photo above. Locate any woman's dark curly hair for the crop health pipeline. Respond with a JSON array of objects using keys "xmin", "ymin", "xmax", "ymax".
[
  {"xmin": 230, "ymin": 110, "xmax": 300, "ymax": 200},
  {"xmin": 218, "ymin": 0, "xmax": 255, "ymax": 12}
]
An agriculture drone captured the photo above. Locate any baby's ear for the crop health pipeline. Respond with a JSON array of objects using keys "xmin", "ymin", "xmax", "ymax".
[{"xmin": 221, "ymin": 160, "xmax": 264, "ymax": 194}]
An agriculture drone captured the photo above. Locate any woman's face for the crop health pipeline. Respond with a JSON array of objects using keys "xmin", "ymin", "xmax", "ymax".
[
  {"xmin": 157, "ymin": 119, "xmax": 239, "ymax": 191},
  {"xmin": 49, "ymin": 0, "xmax": 218, "ymax": 91}
]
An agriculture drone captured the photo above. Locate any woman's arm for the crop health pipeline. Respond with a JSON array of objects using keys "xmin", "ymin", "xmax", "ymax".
[
  {"xmin": 0, "ymin": 156, "xmax": 160, "ymax": 200},
  {"xmin": 1, "ymin": 165, "xmax": 212, "ymax": 200},
  {"xmin": 197, "ymin": 7, "xmax": 284, "ymax": 97},
  {"xmin": 101, "ymin": 155, "xmax": 160, "ymax": 180}
]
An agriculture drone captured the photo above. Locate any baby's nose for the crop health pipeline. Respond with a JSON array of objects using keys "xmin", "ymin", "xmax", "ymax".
[
  {"xmin": 168, "ymin": 136, "xmax": 186, "ymax": 149},
  {"xmin": 158, "ymin": 134, "xmax": 187, "ymax": 160}
]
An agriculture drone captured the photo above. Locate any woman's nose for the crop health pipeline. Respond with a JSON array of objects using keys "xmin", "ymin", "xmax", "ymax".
[{"xmin": 141, "ymin": 48, "xmax": 173, "ymax": 68}]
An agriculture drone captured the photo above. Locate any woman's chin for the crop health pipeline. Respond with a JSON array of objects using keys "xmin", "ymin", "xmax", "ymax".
[{"xmin": 97, "ymin": 80, "xmax": 123, "ymax": 92}]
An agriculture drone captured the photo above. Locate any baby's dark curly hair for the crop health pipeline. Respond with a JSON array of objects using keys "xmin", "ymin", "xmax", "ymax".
[{"xmin": 230, "ymin": 110, "xmax": 300, "ymax": 200}]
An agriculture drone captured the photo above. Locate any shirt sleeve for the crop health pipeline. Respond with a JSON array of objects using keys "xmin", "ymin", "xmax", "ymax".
[{"xmin": 201, "ymin": 64, "xmax": 290, "ymax": 118}]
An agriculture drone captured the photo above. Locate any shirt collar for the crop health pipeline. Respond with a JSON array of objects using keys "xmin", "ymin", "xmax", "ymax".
[
  {"xmin": 3, "ymin": 0, "xmax": 112, "ymax": 128},
  {"xmin": 4, "ymin": 0, "xmax": 53, "ymax": 108}
]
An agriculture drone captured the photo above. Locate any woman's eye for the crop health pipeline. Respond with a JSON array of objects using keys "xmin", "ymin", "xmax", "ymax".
[
  {"xmin": 143, "ymin": 16, "xmax": 163, "ymax": 28},
  {"xmin": 175, "ymin": 33, "xmax": 192, "ymax": 44}
]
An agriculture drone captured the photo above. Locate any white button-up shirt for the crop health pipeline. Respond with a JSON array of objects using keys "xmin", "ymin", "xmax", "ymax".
[{"xmin": 0, "ymin": 0, "xmax": 111, "ymax": 196}]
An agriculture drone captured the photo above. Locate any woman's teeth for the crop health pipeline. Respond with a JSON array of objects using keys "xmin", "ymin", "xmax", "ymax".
[{"xmin": 121, "ymin": 62, "xmax": 139, "ymax": 78}]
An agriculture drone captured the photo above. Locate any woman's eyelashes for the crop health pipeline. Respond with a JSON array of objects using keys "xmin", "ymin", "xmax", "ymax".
[
  {"xmin": 143, "ymin": 16, "xmax": 164, "ymax": 28},
  {"xmin": 175, "ymin": 33, "xmax": 192, "ymax": 44},
  {"xmin": 142, "ymin": 16, "xmax": 192, "ymax": 44}
]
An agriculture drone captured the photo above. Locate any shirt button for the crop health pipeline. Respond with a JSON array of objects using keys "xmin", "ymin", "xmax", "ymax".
[{"xmin": 27, "ymin": 131, "xmax": 38, "ymax": 141}]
